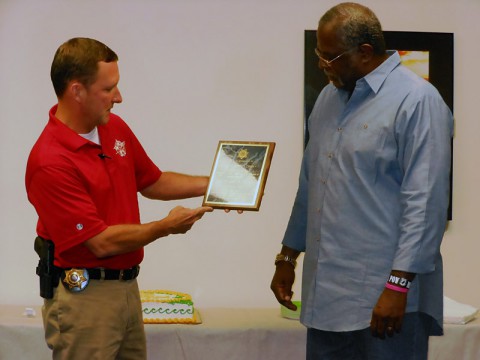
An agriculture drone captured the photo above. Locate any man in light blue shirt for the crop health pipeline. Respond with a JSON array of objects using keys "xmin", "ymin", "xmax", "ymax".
[{"xmin": 270, "ymin": 3, "xmax": 453, "ymax": 359}]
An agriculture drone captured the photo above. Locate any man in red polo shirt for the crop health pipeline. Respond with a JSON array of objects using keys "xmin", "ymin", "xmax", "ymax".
[{"xmin": 25, "ymin": 37, "xmax": 213, "ymax": 359}]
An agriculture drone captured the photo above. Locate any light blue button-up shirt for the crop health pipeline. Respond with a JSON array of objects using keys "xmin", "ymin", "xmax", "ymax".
[{"xmin": 283, "ymin": 51, "xmax": 453, "ymax": 333}]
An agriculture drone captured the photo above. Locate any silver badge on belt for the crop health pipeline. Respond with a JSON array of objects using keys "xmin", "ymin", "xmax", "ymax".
[{"xmin": 62, "ymin": 268, "xmax": 89, "ymax": 292}]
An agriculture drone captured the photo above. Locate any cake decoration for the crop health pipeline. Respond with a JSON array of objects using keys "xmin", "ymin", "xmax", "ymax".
[{"xmin": 140, "ymin": 290, "xmax": 201, "ymax": 324}]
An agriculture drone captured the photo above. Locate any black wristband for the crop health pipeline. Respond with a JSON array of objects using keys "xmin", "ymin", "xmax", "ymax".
[{"xmin": 387, "ymin": 274, "xmax": 411, "ymax": 289}]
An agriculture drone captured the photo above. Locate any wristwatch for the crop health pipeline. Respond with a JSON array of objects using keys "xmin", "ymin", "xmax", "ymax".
[{"xmin": 275, "ymin": 253, "xmax": 297, "ymax": 268}]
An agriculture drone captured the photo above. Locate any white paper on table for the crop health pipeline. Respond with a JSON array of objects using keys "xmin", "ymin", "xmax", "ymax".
[{"xmin": 444, "ymin": 296, "xmax": 479, "ymax": 325}]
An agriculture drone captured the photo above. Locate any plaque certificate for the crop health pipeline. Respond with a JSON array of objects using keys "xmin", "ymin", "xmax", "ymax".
[{"xmin": 203, "ymin": 141, "xmax": 275, "ymax": 211}]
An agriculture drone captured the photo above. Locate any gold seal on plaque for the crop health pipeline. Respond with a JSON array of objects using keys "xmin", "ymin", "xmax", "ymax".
[{"xmin": 238, "ymin": 149, "xmax": 249, "ymax": 160}]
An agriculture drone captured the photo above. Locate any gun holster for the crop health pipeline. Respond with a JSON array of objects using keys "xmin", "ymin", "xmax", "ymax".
[{"xmin": 34, "ymin": 236, "xmax": 60, "ymax": 299}]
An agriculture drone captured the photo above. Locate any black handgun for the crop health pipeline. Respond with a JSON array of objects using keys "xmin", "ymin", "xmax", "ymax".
[{"xmin": 34, "ymin": 236, "xmax": 58, "ymax": 299}]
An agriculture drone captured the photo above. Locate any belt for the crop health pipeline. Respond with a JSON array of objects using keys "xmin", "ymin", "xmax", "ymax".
[
  {"xmin": 59, "ymin": 265, "xmax": 140, "ymax": 281},
  {"xmin": 88, "ymin": 266, "xmax": 140, "ymax": 280},
  {"xmin": 57, "ymin": 266, "xmax": 140, "ymax": 292}
]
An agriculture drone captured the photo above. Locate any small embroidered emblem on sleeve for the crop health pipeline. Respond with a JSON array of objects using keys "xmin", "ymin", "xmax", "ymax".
[{"xmin": 113, "ymin": 140, "xmax": 126, "ymax": 157}]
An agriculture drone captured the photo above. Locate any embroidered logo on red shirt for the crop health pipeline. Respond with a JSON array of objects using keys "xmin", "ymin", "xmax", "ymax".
[{"xmin": 113, "ymin": 140, "xmax": 126, "ymax": 157}]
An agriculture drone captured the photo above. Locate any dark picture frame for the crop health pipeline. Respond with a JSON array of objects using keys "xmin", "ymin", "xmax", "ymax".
[{"xmin": 304, "ymin": 30, "xmax": 454, "ymax": 219}]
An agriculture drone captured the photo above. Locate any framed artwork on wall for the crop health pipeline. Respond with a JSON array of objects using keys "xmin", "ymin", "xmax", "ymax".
[{"xmin": 304, "ymin": 30, "xmax": 454, "ymax": 219}]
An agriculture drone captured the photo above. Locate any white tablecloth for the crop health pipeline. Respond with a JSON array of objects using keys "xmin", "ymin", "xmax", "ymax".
[{"xmin": 1, "ymin": 305, "xmax": 479, "ymax": 359}]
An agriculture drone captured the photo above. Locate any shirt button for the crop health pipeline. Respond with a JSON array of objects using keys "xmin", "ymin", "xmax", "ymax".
[
  {"xmin": 337, "ymin": 127, "xmax": 343, "ymax": 132},
  {"xmin": 327, "ymin": 152, "xmax": 333, "ymax": 159},
  {"xmin": 321, "ymin": 178, "xmax": 327, "ymax": 184}
]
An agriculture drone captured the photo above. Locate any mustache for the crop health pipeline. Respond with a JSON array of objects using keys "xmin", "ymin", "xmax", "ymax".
[{"xmin": 324, "ymin": 70, "xmax": 333, "ymax": 77}]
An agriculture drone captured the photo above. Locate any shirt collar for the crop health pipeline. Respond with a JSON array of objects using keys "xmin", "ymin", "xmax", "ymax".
[
  {"xmin": 362, "ymin": 50, "xmax": 401, "ymax": 94},
  {"xmin": 47, "ymin": 104, "xmax": 95, "ymax": 151}
]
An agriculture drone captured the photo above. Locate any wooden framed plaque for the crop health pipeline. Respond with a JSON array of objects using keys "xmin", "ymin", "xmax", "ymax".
[{"xmin": 203, "ymin": 141, "xmax": 275, "ymax": 211}]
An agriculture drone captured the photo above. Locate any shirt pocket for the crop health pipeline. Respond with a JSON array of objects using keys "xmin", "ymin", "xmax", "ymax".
[{"xmin": 340, "ymin": 122, "xmax": 388, "ymax": 173}]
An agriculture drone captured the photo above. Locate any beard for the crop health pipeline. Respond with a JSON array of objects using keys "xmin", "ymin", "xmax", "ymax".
[{"xmin": 324, "ymin": 70, "xmax": 345, "ymax": 88}]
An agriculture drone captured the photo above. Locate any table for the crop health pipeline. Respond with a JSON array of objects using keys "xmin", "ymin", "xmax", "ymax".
[{"xmin": 1, "ymin": 305, "xmax": 479, "ymax": 359}]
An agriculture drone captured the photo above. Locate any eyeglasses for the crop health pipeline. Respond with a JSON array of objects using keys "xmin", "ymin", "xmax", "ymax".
[{"xmin": 314, "ymin": 47, "xmax": 355, "ymax": 67}]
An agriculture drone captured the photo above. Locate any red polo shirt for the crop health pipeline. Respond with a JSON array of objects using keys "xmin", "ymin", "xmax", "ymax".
[{"xmin": 25, "ymin": 105, "xmax": 162, "ymax": 269}]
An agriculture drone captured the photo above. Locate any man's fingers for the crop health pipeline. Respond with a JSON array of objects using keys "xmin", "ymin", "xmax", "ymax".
[
  {"xmin": 196, "ymin": 206, "xmax": 213, "ymax": 218},
  {"xmin": 277, "ymin": 290, "xmax": 297, "ymax": 310},
  {"xmin": 371, "ymin": 317, "xmax": 400, "ymax": 339},
  {"xmin": 386, "ymin": 324, "xmax": 395, "ymax": 337},
  {"xmin": 370, "ymin": 316, "xmax": 386, "ymax": 339},
  {"xmin": 271, "ymin": 281, "xmax": 296, "ymax": 310}
]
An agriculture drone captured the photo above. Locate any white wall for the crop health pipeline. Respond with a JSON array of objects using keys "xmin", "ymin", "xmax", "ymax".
[{"xmin": 1, "ymin": 0, "xmax": 479, "ymax": 310}]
